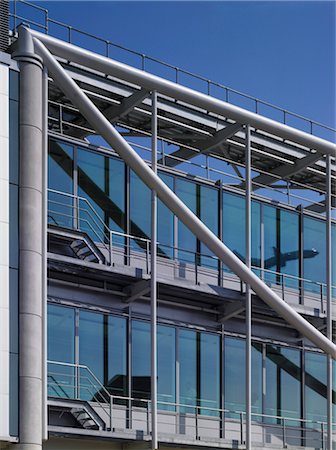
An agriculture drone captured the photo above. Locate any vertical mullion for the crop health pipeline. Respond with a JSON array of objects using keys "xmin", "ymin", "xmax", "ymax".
[
  {"xmin": 326, "ymin": 154, "xmax": 332, "ymax": 450},
  {"xmin": 150, "ymin": 90, "xmax": 158, "ymax": 450},
  {"xmin": 245, "ymin": 124, "xmax": 252, "ymax": 450}
]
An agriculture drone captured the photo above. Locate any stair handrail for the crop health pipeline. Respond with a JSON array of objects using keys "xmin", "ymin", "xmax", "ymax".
[
  {"xmin": 48, "ymin": 189, "xmax": 112, "ymax": 237},
  {"xmin": 48, "ymin": 360, "xmax": 113, "ymax": 429}
]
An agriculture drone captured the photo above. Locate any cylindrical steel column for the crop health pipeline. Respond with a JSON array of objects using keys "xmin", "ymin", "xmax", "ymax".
[
  {"xmin": 13, "ymin": 27, "xmax": 43, "ymax": 450},
  {"xmin": 245, "ymin": 124, "xmax": 252, "ymax": 450},
  {"xmin": 42, "ymin": 66, "xmax": 48, "ymax": 442},
  {"xmin": 151, "ymin": 91, "xmax": 158, "ymax": 450},
  {"xmin": 326, "ymin": 154, "xmax": 333, "ymax": 450}
]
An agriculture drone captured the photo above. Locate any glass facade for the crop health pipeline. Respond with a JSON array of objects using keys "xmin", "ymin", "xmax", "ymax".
[
  {"xmin": 200, "ymin": 333, "xmax": 220, "ymax": 414},
  {"xmin": 47, "ymin": 304, "xmax": 334, "ymax": 423},
  {"xmin": 303, "ymin": 217, "xmax": 326, "ymax": 292},
  {"xmin": 224, "ymin": 338, "xmax": 262, "ymax": 416},
  {"xmin": 47, "ymin": 137, "xmax": 335, "ymax": 295},
  {"xmin": 48, "ymin": 141, "xmax": 74, "ymax": 229},
  {"xmin": 179, "ymin": 329, "xmax": 197, "ymax": 410},
  {"xmin": 47, "ymin": 304, "xmax": 75, "ymax": 398},
  {"xmin": 265, "ymin": 345, "xmax": 301, "ymax": 424}
]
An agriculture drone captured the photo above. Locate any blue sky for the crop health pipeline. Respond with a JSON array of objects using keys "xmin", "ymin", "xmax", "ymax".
[{"xmin": 15, "ymin": 1, "xmax": 335, "ymax": 133}]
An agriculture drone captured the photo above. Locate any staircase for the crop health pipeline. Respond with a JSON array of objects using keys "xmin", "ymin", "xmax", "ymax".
[{"xmin": 48, "ymin": 225, "xmax": 106, "ymax": 265}]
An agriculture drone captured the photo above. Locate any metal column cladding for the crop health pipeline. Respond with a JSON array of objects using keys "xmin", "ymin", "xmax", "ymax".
[
  {"xmin": 13, "ymin": 27, "xmax": 44, "ymax": 450},
  {"xmin": 31, "ymin": 32, "xmax": 336, "ymax": 359},
  {"xmin": 0, "ymin": 1, "xmax": 9, "ymax": 52}
]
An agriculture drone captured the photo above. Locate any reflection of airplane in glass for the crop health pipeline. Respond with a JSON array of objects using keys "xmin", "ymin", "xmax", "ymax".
[{"xmin": 234, "ymin": 247, "xmax": 319, "ymax": 270}]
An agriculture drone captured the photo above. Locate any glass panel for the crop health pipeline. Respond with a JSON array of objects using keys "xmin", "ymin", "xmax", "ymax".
[
  {"xmin": 200, "ymin": 333, "xmax": 220, "ymax": 415},
  {"xmin": 47, "ymin": 304, "xmax": 75, "ymax": 398},
  {"xmin": 130, "ymin": 171, "xmax": 151, "ymax": 252},
  {"xmin": 303, "ymin": 217, "xmax": 325, "ymax": 293},
  {"xmin": 107, "ymin": 316, "xmax": 127, "ymax": 397},
  {"xmin": 265, "ymin": 345, "xmax": 301, "ymax": 424},
  {"xmin": 223, "ymin": 193, "xmax": 261, "ymax": 274},
  {"xmin": 252, "ymin": 201, "xmax": 261, "ymax": 277},
  {"xmin": 224, "ymin": 337, "xmax": 245, "ymax": 416},
  {"xmin": 176, "ymin": 179, "xmax": 197, "ymax": 264},
  {"xmin": 263, "ymin": 205, "xmax": 277, "ymax": 284},
  {"xmin": 132, "ymin": 320, "xmax": 150, "ymax": 399},
  {"xmin": 332, "ymin": 224, "xmax": 336, "ymax": 299},
  {"xmin": 109, "ymin": 158, "xmax": 126, "ymax": 234},
  {"xmin": 252, "ymin": 343, "xmax": 263, "ymax": 416},
  {"xmin": 158, "ymin": 173, "xmax": 174, "ymax": 259},
  {"xmin": 78, "ymin": 148, "xmax": 108, "ymax": 243},
  {"xmin": 79, "ymin": 311, "xmax": 104, "ymax": 400},
  {"xmin": 280, "ymin": 210, "xmax": 299, "ymax": 289},
  {"xmin": 223, "ymin": 193, "xmax": 245, "ymax": 264},
  {"xmin": 158, "ymin": 325, "xmax": 175, "ymax": 410},
  {"xmin": 305, "ymin": 351, "xmax": 327, "ymax": 425},
  {"xmin": 224, "ymin": 338, "xmax": 263, "ymax": 418},
  {"xmin": 200, "ymin": 186, "xmax": 218, "ymax": 268},
  {"xmin": 48, "ymin": 140, "xmax": 74, "ymax": 229},
  {"xmin": 179, "ymin": 329, "xmax": 197, "ymax": 412}
]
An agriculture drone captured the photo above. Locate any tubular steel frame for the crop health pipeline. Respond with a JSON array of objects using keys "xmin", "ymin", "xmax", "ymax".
[{"xmin": 14, "ymin": 26, "xmax": 335, "ymax": 450}]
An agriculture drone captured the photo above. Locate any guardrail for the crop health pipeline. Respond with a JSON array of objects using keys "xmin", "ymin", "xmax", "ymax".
[
  {"xmin": 48, "ymin": 360, "xmax": 113, "ymax": 430},
  {"xmin": 9, "ymin": 0, "xmax": 336, "ymax": 142},
  {"xmin": 48, "ymin": 360, "xmax": 335, "ymax": 449},
  {"xmin": 48, "ymin": 188, "xmax": 336, "ymax": 307}
]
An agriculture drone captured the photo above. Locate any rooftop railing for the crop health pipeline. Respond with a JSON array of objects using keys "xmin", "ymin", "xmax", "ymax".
[{"xmin": 9, "ymin": 0, "xmax": 336, "ymax": 143}]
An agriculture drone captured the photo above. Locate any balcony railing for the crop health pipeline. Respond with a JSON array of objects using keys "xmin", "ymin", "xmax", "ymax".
[
  {"xmin": 48, "ymin": 360, "xmax": 335, "ymax": 449},
  {"xmin": 47, "ymin": 188, "xmax": 336, "ymax": 309}
]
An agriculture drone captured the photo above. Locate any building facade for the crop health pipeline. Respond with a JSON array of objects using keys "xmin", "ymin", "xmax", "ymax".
[{"xmin": 0, "ymin": 2, "xmax": 335, "ymax": 450}]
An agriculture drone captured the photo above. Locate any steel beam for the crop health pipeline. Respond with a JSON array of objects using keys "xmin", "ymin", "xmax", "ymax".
[
  {"xmin": 29, "ymin": 29, "xmax": 336, "ymax": 157},
  {"xmin": 218, "ymin": 301, "xmax": 245, "ymax": 323},
  {"xmin": 122, "ymin": 279, "xmax": 151, "ymax": 304},
  {"xmin": 163, "ymin": 121, "xmax": 242, "ymax": 168},
  {"xmin": 72, "ymin": 87, "xmax": 149, "ymax": 138},
  {"xmin": 240, "ymin": 151, "xmax": 322, "ymax": 190},
  {"xmin": 32, "ymin": 33, "xmax": 336, "ymax": 359},
  {"xmin": 305, "ymin": 195, "xmax": 336, "ymax": 213}
]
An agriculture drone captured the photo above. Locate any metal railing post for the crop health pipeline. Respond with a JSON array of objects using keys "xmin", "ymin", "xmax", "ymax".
[
  {"xmin": 240, "ymin": 412, "xmax": 244, "ymax": 444},
  {"xmin": 195, "ymin": 252, "xmax": 198, "ymax": 285},
  {"xmin": 195, "ymin": 406, "xmax": 199, "ymax": 440},
  {"xmin": 109, "ymin": 231, "xmax": 113, "ymax": 266},
  {"xmin": 146, "ymin": 239, "xmax": 150, "ymax": 274},
  {"xmin": 75, "ymin": 364, "xmax": 79, "ymax": 400},
  {"xmin": 147, "ymin": 401, "xmax": 150, "ymax": 435},
  {"xmin": 75, "ymin": 195, "xmax": 80, "ymax": 230},
  {"xmin": 282, "ymin": 417, "xmax": 286, "ymax": 448},
  {"xmin": 281, "ymin": 273, "xmax": 285, "ymax": 300},
  {"xmin": 109, "ymin": 395, "xmax": 113, "ymax": 431},
  {"xmin": 320, "ymin": 283, "xmax": 324, "ymax": 312}
]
